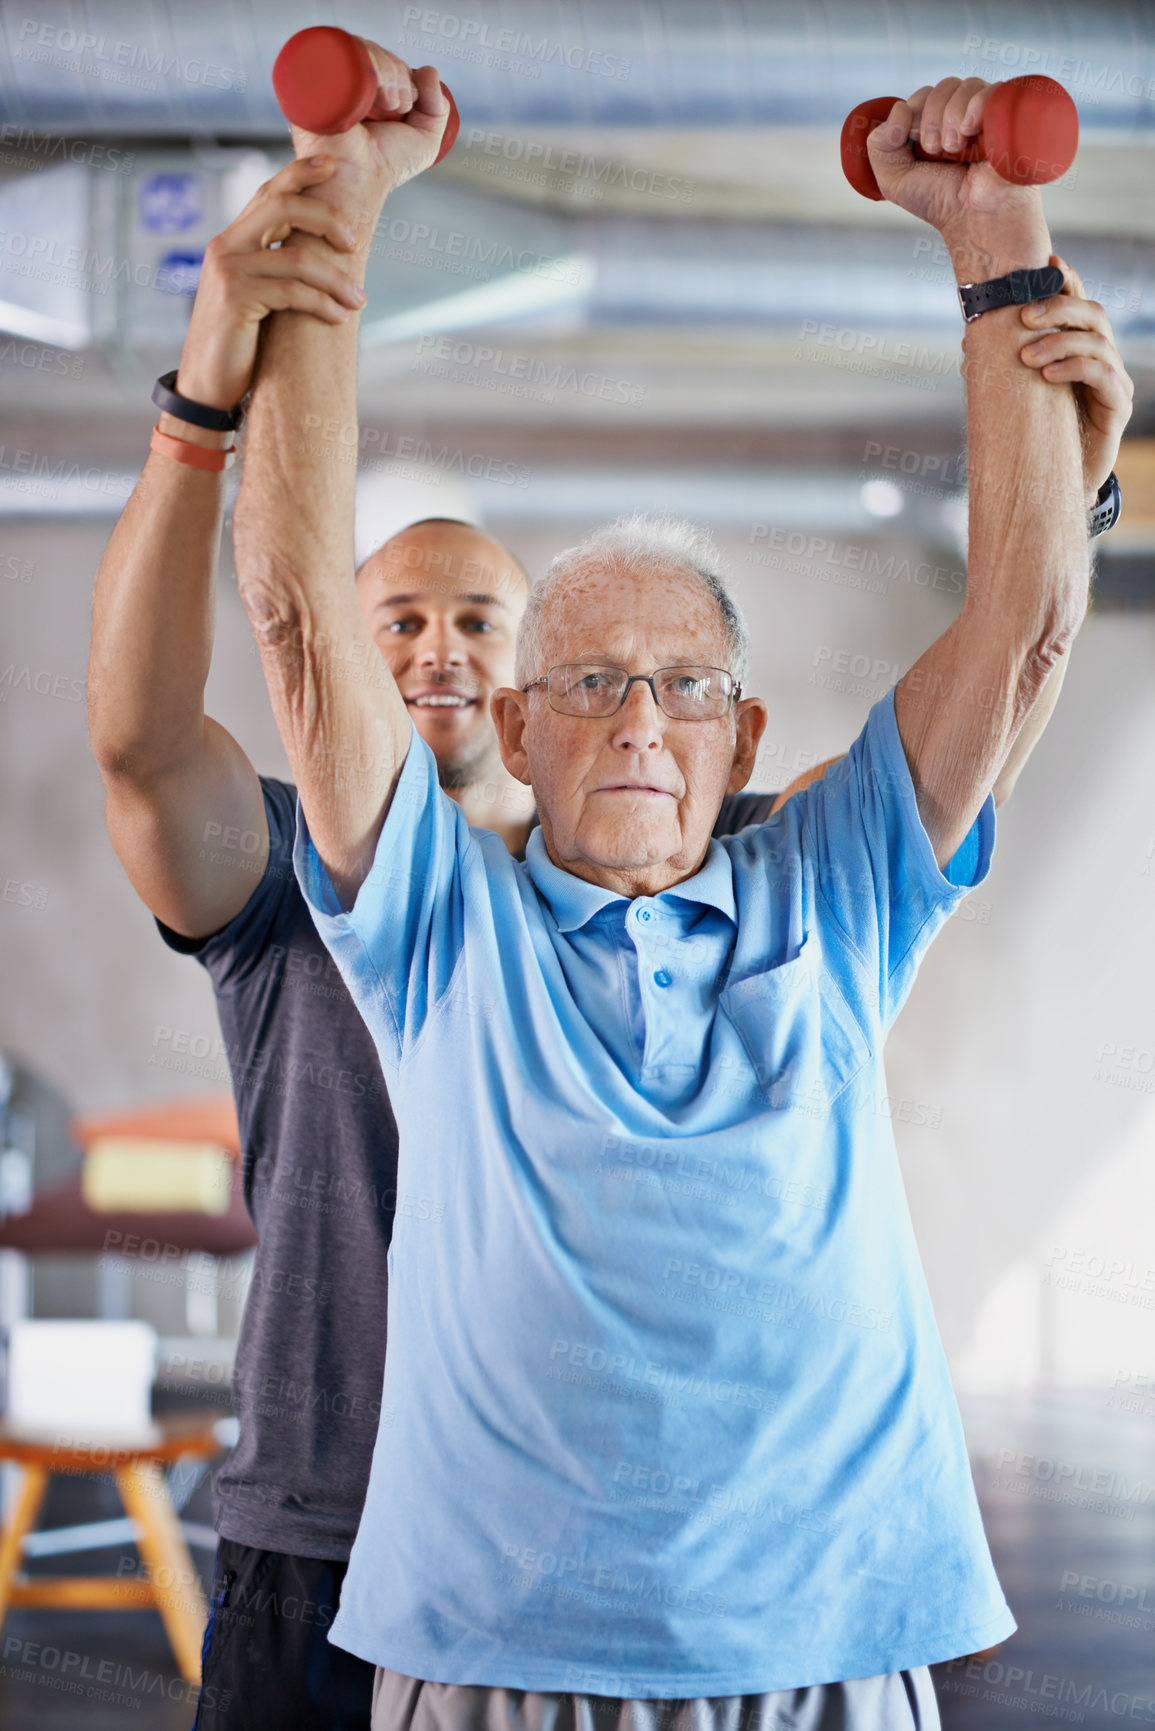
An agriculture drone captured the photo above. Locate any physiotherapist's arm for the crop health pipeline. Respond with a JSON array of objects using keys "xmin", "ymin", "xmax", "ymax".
[
  {"xmin": 232, "ymin": 47, "xmax": 451, "ymax": 909},
  {"xmin": 89, "ymin": 159, "xmax": 365, "ymax": 938},
  {"xmin": 863, "ymin": 80, "xmax": 1090, "ymax": 868},
  {"xmin": 769, "ymin": 759, "xmax": 838, "ymax": 813}
]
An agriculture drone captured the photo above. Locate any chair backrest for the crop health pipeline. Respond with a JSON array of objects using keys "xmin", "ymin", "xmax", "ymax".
[{"xmin": 6, "ymin": 1319, "xmax": 157, "ymax": 1435}]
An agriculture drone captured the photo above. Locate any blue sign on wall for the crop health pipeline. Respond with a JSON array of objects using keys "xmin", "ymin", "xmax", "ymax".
[
  {"xmin": 155, "ymin": 251, "xmax": 204, "ymax": 296},
  {"xmin": 140, "ymin": 173, "xmax": 204, "ymax": 233}
]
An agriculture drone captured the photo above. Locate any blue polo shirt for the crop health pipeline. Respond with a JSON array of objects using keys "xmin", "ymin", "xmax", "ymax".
[{"xmin": 292, "ymin": 687, "xmax": 1013, "ymax": 1694}]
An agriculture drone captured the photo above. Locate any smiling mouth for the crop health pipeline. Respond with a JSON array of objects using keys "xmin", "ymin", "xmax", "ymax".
[{"xmin": 405, "ymin": 694, "xmax": 477, "ymax": 709}]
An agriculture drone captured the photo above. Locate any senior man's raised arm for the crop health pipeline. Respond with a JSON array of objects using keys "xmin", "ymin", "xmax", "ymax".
[
  {"xmin": 867, "ymin": 80, "xmax": 1090, "ymax": 869},
  {"xmin": 231, "ymin": 48, "xmax": 451, "ymax": 908},
  {"xmin": 770, "ymin": 257, "xmax": 1132, "ymax": 819}
]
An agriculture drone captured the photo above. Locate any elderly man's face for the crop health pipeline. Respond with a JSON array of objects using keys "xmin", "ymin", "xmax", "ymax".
[{"xmin": 492, "ymin": 564, "xmax": 766, "ymax": 896}]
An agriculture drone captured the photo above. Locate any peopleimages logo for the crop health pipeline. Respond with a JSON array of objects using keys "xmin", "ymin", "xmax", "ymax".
[
  {"xmin": 941, "ymin": 1654, "xmax": 1155, "ymax": 1721},
  {"xmin": 370, "ymin": 216, "xmax": 584, "ymax": 287},
  {"xmin": 0, "ymin": 663, "xmax": 86, "ymax": 703},
  {"xmin": 0, "ymin": 444, "xmax": 131, "ymax": 499},
  {"xmin": 497, "ymin": 1543, "xmax": 731, "ymax": 1614},
  {"xmin": 400, "ymin": 8, "xmax": 632, "ymax": 79},
  {"xmin": 462, "ymin": 129, "xmax": 692, "ymax": 202},
  {"xmin": 547, "ymin": 1338, "xmax": 777, "ymax": 1411},
  {"xmin": 988, "ymin": 1447, "xmax": 1155, "ymax": 1519},
  {"xmin": 413, "ymin": 334, "xmax": 645, "ymax": 406},
  {"xmin": 661, "ymin": 1258, "xmax": 893, "ymax": 1333},
  {"xmin": 0, "ymin": 123, "xmax": 133, "ymax": 173},
  {"xmin": 610, "ymin": 1458, "xmax": 841, "ymax": 1536},
  {"xmin": 14, "ymin": 19, "xmax": 247, "ymax": 91},
  {"xmin": 960, "ymin": 33, "xmax": 1155, "ymax": 103}
]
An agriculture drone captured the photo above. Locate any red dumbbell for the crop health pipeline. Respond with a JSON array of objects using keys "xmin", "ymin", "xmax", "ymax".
[
  {"xmin": 272, "ymin": 25, "xmax": 460, "ymax": 163},
  {"xmin": 841, "ymin": 76, "xmax": 1077, "ymax": 200}
]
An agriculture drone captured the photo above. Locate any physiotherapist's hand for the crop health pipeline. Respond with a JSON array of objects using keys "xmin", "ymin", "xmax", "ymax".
[
  {"xmin": 174, "ymin": 156, "xmax": 367, "ymax": 413},
  {"xmin": 285, "ymin": 44, "xmax": 451, "ymax": 245},
  {"xmin": 866, "ymin": 78, "xmax": 1052, "ymax": 277},
  {"xmin": 1017, "ymin": 254, "xmax": 1135, "ymax": 501}
]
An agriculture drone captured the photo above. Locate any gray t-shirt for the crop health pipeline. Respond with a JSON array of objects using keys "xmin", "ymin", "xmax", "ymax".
[{"xmin": 158, "ymin": 778, "xmax": 776, "ymax": 1560}]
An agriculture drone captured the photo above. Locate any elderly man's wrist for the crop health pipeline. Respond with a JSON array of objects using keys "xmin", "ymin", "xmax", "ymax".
[
  {"xmin": 944, "ymin": 221, "xmax": 1053, "ymax": 285},
  {"xmin": 303, "ymin": 156, "xmax": 395, "ymax": 249}
]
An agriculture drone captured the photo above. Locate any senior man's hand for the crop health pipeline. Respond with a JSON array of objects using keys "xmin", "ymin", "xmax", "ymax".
[
  {"xmin": 866, "ymin": 77, "xmax": 1052, "ymax": 276},
  {"xmin": 285, "ymin": 41, "xmax": 451, "ymax": 242}
]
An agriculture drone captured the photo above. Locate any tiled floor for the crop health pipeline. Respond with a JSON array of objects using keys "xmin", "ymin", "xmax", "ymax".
[
  {"xmin": 1, "ymin": 1392, "xmax": 1151, "ymax": 1727},
  {"xmin": 932, "ymin": 1391, "xmax": 1155, "ymax": 1728}
]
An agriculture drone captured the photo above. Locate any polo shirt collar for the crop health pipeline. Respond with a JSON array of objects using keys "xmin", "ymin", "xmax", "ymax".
[{"xmin": 524, "ymin": 827, "xmax": 737, "ymax": 933}]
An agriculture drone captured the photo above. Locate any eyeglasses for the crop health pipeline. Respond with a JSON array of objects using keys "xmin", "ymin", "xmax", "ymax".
[{"xmin": 522, "ymin": 663, "xmax": 741, "ymax": 721}]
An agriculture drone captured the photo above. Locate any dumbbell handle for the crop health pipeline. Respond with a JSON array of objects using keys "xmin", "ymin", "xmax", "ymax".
[
  {"xmin": 841, "ymin": 76, "xmax": 1078, "ymax": 200},
  {"xmin": 272, "ymin": 26, "xmax": 459, "ymax": 163}
]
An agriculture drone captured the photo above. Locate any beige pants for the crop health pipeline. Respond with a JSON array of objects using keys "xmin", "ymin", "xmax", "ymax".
[{"xmin": 370, "ymin": 1665, "xmax": 941, "ymax": 1731}]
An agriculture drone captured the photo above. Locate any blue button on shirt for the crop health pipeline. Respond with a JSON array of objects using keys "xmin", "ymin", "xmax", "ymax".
[{"xmin": 293, "ymin": 688, "xmax": 1012, "ymax": 1694}]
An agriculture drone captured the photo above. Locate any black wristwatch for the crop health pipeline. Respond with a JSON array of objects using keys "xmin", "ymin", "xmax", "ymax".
[
  {"xmin": 152, "ymin": 368, "xmax": 246, "ymax": 433},
  {"xmin": 957, "ymin": 265, "xmax": 1066, "ymax": 323},
  {"xmin": 1089, "ymin": 471, "xmax": 1122, "ymax": 539}
]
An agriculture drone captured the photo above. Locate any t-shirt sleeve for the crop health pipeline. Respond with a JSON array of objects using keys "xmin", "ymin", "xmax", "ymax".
[
  {"xmin": 713, "ymin": 790, "xmax": 779, "ymax": 835},
  {"xmin": 153, "ymin": 777, "xmax": 299, "ymax": 990},
  {"xmin": 796, "ymin": 686, "xmax": 994, "ymax": 1030},
  {"xmin": 292, "ymin": 719, "xmax": 472, "ymax": 1072}
]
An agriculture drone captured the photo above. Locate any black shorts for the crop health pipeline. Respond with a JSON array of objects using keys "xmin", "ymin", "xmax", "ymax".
[{"xmin": 192, "ymin": 1537, "xmax": 374, "ymax": 1730}]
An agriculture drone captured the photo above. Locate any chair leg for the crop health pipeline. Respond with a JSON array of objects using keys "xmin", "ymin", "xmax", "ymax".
[
  {"xmin": 115, "ymin": 1461, "xmax": 209, "ymax": 1685},
  {"xmin": 0, "ymin": 1464, "xmax": 49, "ymax": 1622}
]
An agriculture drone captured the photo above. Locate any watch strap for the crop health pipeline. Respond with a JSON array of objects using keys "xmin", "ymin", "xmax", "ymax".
[
  {"xmin": 957, "ymin": 265, "xmax": 1066, "ymax": 323},
  {"xmin": 1088, "ymin": 470, "xmax": 1121, "ymax": 539},
  {"xmin": 150, "ymin": 426, "xmax": 236, "ymax": 471},
  {"xmin": 152, "ymin": 368, "xmax": 246, "ymax": 432}
]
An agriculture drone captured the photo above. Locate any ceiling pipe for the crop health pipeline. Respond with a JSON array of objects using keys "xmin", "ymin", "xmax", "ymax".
[{"xmin": 1, "ymin": 0, "xmax": 1154, "ymax": 135}]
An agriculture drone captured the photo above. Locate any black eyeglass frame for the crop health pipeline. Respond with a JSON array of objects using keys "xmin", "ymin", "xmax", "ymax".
[{"xmin": 521, "ymin": 663, "xmax": 742, "ymax": 720}]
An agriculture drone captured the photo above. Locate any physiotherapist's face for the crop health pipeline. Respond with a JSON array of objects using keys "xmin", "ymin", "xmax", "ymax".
[
  {"xmin": 492, "ymin": 564, "xmax": 766, "ymax": 897},
  {"xmin": 357, "ymin": 521, "xmax": 528, "ymax": 788}
]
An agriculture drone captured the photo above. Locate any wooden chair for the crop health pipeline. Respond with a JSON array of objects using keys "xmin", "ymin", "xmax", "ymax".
[{"xmin": 0, "ymin": 1414, "xmax": 221, "ymax": 1683}]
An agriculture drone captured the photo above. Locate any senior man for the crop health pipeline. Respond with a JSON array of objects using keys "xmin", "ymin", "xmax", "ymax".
[
  {"xmin": 226, "ymin": 51, "xmax": 1103, "ymax": 1725},
  {"xmin": 89, "ymin": 161, "xmax": 837, "ymax": 1729}
]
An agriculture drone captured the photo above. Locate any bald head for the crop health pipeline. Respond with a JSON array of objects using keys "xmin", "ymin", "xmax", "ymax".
[
  {"xmin": 356, "ymin": 519, "xmax": 530, "ymax": 788},
  {"xmin": 358, "ymin": 517, "xmax": 528, "ymax": 596}
]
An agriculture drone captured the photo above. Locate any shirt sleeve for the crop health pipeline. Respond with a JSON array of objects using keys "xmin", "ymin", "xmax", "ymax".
[
  {"xmin": 713, "ymin": 790, "xmax": 779, "ymax": 835},
  {"xmin": 797, "ymin": 686, "xmax": 995, "ymax": 1031},
  {"xmin": 153, "ymin": 776, "xmax": 299, "ymax": 990},
  {"xmin": 291, "ymin": 719, "xmax": 473, "ymax": 1071}
]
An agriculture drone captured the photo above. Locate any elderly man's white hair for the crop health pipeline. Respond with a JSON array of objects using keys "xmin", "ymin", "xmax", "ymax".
[{"xmin": 514, "ymin": 514, "xmax": 750, "ymax": 688}]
